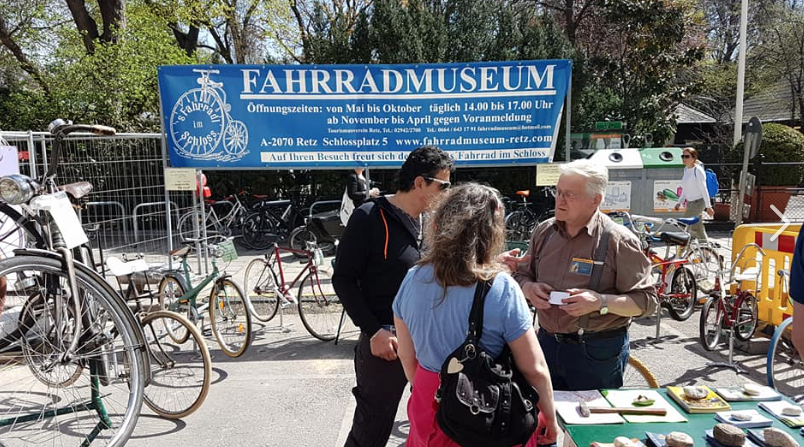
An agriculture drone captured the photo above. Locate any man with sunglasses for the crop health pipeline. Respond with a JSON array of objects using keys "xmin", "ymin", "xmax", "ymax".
[
  {"xmin": 333, "ymin": 145, "xmax": 454, "ymax": 447},
  {"xmin": 514, "ymin": 159, "xmax": 657, "ymax": 391}
]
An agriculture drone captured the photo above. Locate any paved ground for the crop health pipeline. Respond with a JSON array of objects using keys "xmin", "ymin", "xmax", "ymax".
[{"xmin": 110, "ymin": 230, "xmax": 794, "ymax": 446}]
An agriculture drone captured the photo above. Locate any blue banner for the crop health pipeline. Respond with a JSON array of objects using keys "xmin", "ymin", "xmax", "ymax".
[{"xmin": 157, "ymin": 60, "xmax": 571, "ymax": 169}]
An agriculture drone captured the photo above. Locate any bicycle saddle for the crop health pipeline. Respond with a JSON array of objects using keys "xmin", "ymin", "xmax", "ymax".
[
  {"xmin": 677, "ymin": 216, "xmax": 700, "ymax": 226},
  {"xmin": 59, "ymin": 181, "xmax": 93, "ymax": 200},
  {"xmin": 170, "ymin": 246, "xmax": 192, "ymax": 258},
  {"xmin": 516, "ymin": 190, "xmax": 530, "ymax": 197},
  {"xmin": 660, "ymin": 232, "xmax": 691, "ymax": 246}
]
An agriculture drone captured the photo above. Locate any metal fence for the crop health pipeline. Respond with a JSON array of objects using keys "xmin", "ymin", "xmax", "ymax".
[{"xmin": 0, "ymin": 131, "xmax": 193, "ymax": 270}]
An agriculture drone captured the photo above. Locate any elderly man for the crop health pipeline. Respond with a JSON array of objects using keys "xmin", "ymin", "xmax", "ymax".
[{"xmin": 514, "ymin": 159, "xmax": 657, "ymax": 390}]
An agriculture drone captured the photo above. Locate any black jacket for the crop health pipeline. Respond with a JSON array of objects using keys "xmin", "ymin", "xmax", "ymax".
[
  {"xmin": 346, "ymin": 172, "xmax": 369, "ymax": 207},
  {"xmin": 332, "ymin": 197, "xmax": 421, "ymax": 336}
]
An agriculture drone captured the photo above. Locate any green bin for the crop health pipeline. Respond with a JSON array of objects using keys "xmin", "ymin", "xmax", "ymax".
[{"xmin": 636, "ymin": 147, "xmax": 686, "ymax": 216}]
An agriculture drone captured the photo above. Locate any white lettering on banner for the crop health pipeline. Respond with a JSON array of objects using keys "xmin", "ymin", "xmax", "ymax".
[
  {"xmin": 239, "ymin": 65, "xmax": 557, "ymax": 97},
  {"xmin": 259, "ymin": 149, "xmax": 550, "ymax": 164}
]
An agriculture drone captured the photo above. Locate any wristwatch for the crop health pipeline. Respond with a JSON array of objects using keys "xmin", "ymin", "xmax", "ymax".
[{"xmin": 599, "ymin": 294, "xmax": 609, "ymax": 315}]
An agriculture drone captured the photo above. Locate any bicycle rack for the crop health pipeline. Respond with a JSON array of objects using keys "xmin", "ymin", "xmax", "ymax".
[
  {"xmin": 78, "ymin": 201, "xmax": 130, "ymax": 244},
  {"xmin": 132, "ymin": 201, "xmax": 180, "ymax": 243}
]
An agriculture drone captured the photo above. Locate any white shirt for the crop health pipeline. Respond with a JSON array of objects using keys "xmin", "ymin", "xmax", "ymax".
[{"xmin": 678, "ymin": 164, "xmax": 711, "ymax": 208}]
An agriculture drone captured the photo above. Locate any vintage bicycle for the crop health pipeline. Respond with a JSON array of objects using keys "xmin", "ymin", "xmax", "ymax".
[
  {"xmin": 157, "ymin": 238, "xmax": 252, "ymax": 358},
  {"xmin": 243, "ymin": 241, "xmax": 342, "ymax": 341}
]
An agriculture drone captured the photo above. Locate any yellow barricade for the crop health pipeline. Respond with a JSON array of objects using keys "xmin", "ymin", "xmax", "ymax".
[{"xmin": 731, "ymin": 223, "xmax": 801, "ymax": 326}]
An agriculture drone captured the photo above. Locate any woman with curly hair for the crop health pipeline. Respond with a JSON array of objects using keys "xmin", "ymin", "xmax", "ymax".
[{"xmin": 392, "ymin": 183, "xmax": 558, "ymax": 447}]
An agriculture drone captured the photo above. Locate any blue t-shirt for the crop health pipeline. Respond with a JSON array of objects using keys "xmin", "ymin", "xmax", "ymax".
[
  {"xmin": 392, "ymin": 264, "xmax": 534, "ymax": 373},
  {"xmin": 790, "ymin": 230, "xmax": 804, "ymax": 304}
]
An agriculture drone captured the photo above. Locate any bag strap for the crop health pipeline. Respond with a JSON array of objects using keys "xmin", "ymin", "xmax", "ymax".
[
  {"xmin": 467, "ymin": 278, "xmax": 492, "ymax": 344},
  {"xmin": 578, "ymin": 217, "xmax": 615, "ymax": 332}
]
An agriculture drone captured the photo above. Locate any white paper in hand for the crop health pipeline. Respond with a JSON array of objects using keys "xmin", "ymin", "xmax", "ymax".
[{"xmin": 31, "ymin": 191, "xmax": 88, "ymax": 249}]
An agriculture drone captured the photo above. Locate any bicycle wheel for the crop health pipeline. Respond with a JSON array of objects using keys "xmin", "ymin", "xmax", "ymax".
[
  {"xmin": 289, "ymin": 226, "xmax": 317, "ymax": 258},
  {"xmin": 0, "ymin": 203, "xmax": 44, "ymax": 256},
  {"xmin": 505, "ymin": 211, "xmax": 530, "ymax": 242},
  {"xmin": 140, "ymin": 310, "xmax": 211, "ymax": 419},
  {"xmin": 209, "ymin": 278, "xmax": 252, "ymax": 357},
  {"xmin": 297, "ymin": 270, "xmax": 342, "ymax": 341},
  {"xmin": 622, "ymin": 356, "xmax": 659, "ymax": 388},
  {"xmin": 244, "ymin": 257, "xmax": 280, "ymax": 322},
  {"xmin": 241, "ymin": 212, "xmax": 279, "ymax": 250},
  {"xmin": 699, "ymin": 296, "xmax": 724, "ymax": 351},
  {"xmin": 734, "ymin": 293, "xmax": 759, "ymax": 341},
  {"xmin": 767, "ymin": 318, "xmax": 803, "ymax": 397},
  {"xmin": 688, "ymin": 245, "xmax": 722, "ymax": 294},
  {"xmin": 158, "ymin": 274, "xmax": 190, "ymax": 343},
  {"xmin": 0, "ymin": 255, "xmax": 145, "ymax": 447},
  {"xmin": 665, "ymin": 267, "xmax": 697, "ymax": 321}
]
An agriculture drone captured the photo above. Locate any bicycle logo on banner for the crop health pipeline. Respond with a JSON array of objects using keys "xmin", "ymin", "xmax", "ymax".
[{"xmin": 169, "ymin": 69, "xmax": 249, "ymax": 162}]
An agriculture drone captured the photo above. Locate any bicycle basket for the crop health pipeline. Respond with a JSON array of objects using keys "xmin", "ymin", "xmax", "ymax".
[{"xmin": 218, "ymin": 240, "xmax": 238, "ymax": 262}]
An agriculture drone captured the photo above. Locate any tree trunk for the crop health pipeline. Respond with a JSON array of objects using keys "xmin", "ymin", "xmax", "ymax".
[
  {"xmin": 98, "ymin": 0, "xmax": 126, "ymax": 43},
  {"xmin": 65, "ymin": 0, "xmax": 100, "ymax": 53},
  {"xmin": 171, "ymin": 23, "xmax": 200, "ymax": 57}
]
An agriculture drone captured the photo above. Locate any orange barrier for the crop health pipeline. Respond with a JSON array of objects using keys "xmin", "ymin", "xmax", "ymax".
[{"xmin": 731, "ymin": 223, "xmax": 801, "ymax": 326}]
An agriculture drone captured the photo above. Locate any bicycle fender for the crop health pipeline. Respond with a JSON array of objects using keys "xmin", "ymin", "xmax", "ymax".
[
  {"xmin": 11, "ymin": 248, "xmax": 152, "ymax": 379},
  {"xmin": 161, "ymin": 272, "xmax": 190, "ymax": 292}
]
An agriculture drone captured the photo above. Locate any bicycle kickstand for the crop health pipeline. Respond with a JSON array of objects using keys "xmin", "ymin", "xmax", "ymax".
[{"xmin": 705, "ymin": 328, "xmax": 747, "ymax": 375}]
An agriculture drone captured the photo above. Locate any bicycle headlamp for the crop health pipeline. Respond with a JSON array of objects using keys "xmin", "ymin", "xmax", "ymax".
[{"xmin": 0, "ymin": 174, "xmax": 38, "ymax": 205}]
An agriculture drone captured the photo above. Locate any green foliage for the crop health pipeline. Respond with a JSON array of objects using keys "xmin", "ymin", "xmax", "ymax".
[{"xmin": 731, "ymin": 123, "xmax": 804, "ymax": 186}]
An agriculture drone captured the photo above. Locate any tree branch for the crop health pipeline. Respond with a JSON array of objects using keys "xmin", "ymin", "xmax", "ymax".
[
  {"xmin": 97, "ymin": 0, "xmax": 126, "ymax": 43},
  {"xmin": 64, "ymin": 0, "xmax": 99, "ymax": 53},
  {"xmin": 0, "ymin": 13, "xmax": 50, "ymax": 94}
]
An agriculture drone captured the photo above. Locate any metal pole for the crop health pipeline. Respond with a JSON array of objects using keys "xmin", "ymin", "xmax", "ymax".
[
  {"xmin": 157, "ymin": 85, "xmax": 174, "ymax": 270},
  {"xmin": 733, "ymin": 0, "xmax": 749, "ymax": 145},
  {"xmin": 565, "ymin": 74, "xmax": 572, "ymax": 162}
]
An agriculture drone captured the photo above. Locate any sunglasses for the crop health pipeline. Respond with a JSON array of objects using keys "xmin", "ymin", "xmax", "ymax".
[
  {"xmin": 681, "ymin": 154, "xmax": 693, "ymax": 159},
  {"xmin": 423, "ymin": 176, "xmax": 451, "ymax": 190}
]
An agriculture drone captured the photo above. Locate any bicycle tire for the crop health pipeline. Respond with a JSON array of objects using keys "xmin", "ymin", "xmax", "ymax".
[
  {"xmin": 289, "ymin": 226, "xmax": 317, "ymax": 258},
  {"xmin": 505, "ymin": 210, "xmax": 532, "ymax": 242},
  {"xmin": 766, "ymin": 318, "xmax": 803, "ymax": 396},
  {"xmin": 244, "ymin": 257, "xmax": 280, "ymax": 322},
  {"xmin": 141, "ymin": 310, "xmax": 212, "ymax": 419},
  {"xmin": 699, "ymin": 297, "xmax": 723, "ymax": 351},
  {"xmin": 209, "ymin": 278, "xmax": 252, "ymax": 357},
  {"xmin": 687, "ymin": 245, "xmax": 722, "ymax": 294},
  {"xmin": 622, "ymin": 356, "xmax": 659, "ymax": 388},
  {"xmin": 158, "ymin": 274, "xmax": 190, "ymax": 343},
  {"xmin": 241, "ymin": 212, "xmax": 279, "ymax": 250},
  {"xmin": 297, "ymin": 270, "xmax": 342, "ymax": 341},
  {"xmin": 733, "ymin": 293, "xmax": 759, "ymax": 341},
  {"xmin": 665, "ymin": 267, "xmax": 697, "ymax": 321},
  {"xmin": 178, "ymin": 211, "xmax": 222, "ymax": 243},
  {"xmin": 0, "ymin": 255, "xmax": 145, "ymax": 447}
]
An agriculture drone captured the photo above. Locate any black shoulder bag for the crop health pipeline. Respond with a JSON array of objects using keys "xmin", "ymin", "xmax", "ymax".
[{"xmin": 435, "ymin": 279, "xmax": 539, "ymax": 447}]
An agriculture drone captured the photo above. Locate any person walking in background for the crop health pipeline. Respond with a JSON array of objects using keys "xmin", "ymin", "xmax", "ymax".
[
  {"xmin": 333, "ymin": 146, "xmax": 454, "ymax": 447},
  {"xmin": 347, "ymin": 168, "xmax": 380, "ymax": 208},
  {"xmin": 393, "ymin": 183, "xmax": 558, "ymax": 447},
  {"xmin": 674, "ymin": 147, "xmax": 714, "ymax": 241}
]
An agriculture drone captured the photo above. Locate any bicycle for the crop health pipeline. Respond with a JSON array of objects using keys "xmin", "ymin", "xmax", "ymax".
[
  {"xmin": 504, "ymin": 188, "xmax": 555, "ymax": 242},
  {"xmin": 157, "ymin": 238, "xmax": 252, "ymax": 358},
  {"xmin": 766, "ymin": 270, "xmax": 802, "ymax": 400},
  {"xmin": 106, "ymin": 254, "xmax": 212, "ymax": 419},
  {"xmin": 177, "ymin": 191, "xmax": 255, "ymax": 242},
  {"xmin": 623, "ymin": 355, "xmax": 660, "ymax": 388},
  {"xmin": 611, "ymin": 212, "xmax": 698, "ymax": 322},
  {"xmin": 243, "ymin": 241, "xmax": 342, "ymax": 341},
  {"xmin": 0, "ymin": 119, "xmax": 147, "ymax": 446},
  {"xmin": 699, "ymin": 242, "xmax": 764, "ymax": 351},
  {"xmin": 240, "ymin": 198, "xmax": 308, "ymax": 250}
]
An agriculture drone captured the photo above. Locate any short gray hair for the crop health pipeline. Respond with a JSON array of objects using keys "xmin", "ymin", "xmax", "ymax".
[{"xmin": 559, "ymin": 159, "xmax": 608, "ymax": 198}]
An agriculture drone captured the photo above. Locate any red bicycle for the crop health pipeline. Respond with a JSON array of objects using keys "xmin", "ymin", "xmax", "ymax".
[
  {"xmin": 242, "ymin": 241, "xmax": 342, "ymax": 341},
  {"xmin": 699, "ymin": 243, "xmax": 764, "ymax": 351}
]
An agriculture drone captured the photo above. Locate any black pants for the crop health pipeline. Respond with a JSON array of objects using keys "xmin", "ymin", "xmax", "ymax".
[
  {"xmin": 344, "ymin": 333, "xmax": 408, "ymax": 447},
  {"xmin": 537, "ymin": 329, "xmax": 630, "ymax": 391}
]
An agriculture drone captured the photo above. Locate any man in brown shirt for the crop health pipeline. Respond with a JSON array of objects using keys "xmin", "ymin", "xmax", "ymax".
[{"xmin": 514, "ymin": 159, "xmax": 657, "ymax": 390}]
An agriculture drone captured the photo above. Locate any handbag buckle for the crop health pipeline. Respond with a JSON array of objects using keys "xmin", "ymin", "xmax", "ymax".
[
  {"xmin": 470, "ymin": 404, "xmax": 481, "ymax": 415},
  {"xmin": 462, "ymin": 344, "xmax": 477, "ymax": 361}
]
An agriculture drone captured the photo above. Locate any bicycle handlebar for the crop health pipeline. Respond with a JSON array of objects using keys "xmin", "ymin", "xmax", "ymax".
[{"xmin": 44, "ymin": 119, "xmax": 117, "ymax": 183}]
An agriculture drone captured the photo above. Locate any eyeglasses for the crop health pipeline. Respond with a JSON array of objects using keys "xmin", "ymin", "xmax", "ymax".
[
  {"xmin": 550, "ymin": 188, "xmax": 584, "ymax": 201},
  {"xmin": 423, "ymin": 177, "xmax": 451, "ymax": 190},
  {"xmin": 681, "ymin": 154, "xmax": 692, "ymax": 159}
]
